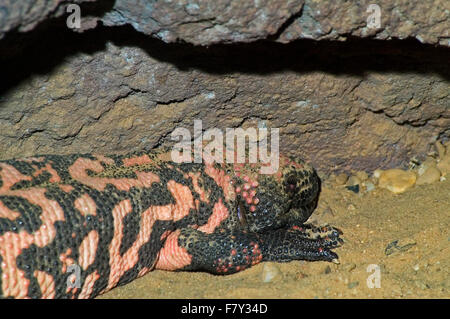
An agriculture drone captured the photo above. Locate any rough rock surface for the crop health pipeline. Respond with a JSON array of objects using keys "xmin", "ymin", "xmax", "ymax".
[
  {"xmin": 278, "ymin": 0, "xmax": 450, "ymax": 47},
  {"xmin": 1, "ymin": 1, "xmax": 449, "ymax": 46},
  {"xmin": 0, "ymin": 1, "xmax": 449, "ymax": 174},
  {"xmin": 0, "ymin": 0, "xmax": 95, "ymax": 39},
  {"xmin": 101, "ymin": 0, "xmax": 304, "ymax": 44}
]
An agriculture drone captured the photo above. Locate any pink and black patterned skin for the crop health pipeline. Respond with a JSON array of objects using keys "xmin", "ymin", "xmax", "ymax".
[{"xmin": 0, "ymin": 150, "xmax": 342, "ymax": 298}]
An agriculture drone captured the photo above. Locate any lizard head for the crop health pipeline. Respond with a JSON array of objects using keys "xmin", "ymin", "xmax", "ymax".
[{"xmin": 231, "ymin": 156, "xmax": 321, "ymax": 233}]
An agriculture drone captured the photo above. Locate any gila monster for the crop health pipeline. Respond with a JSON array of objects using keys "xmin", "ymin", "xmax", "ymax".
[{"xmin": 0, "ymin": 150, "xmax": 342, "ymax": 299}]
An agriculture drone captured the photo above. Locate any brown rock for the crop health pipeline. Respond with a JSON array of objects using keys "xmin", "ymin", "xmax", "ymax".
[
  {"xmin": 363, "ymin": 181, "xmax": 376, "ymax": 192},
  {"xmin": 355, "ymin": 171, "xmax": 369, "ymax": 181},
  {"xmin": 377, "ymin": 169, "xmax": 417, "ymax": 194},
  {"xmin": 335, "ymin": 173, "xmax": 349, "ymax": 185},
  {"xmin": 347, "ymin": 175, "xmax": 361, "ymax": 186},
  {"xmin": 0, "ymin": 0, "xmax": 94, "ymax": 40},
  {"xmin": 418, "ymin": 157, "xmax": 438, "ymax": 176},
  {"xmin": 437, "ymin": 155, "xmax": 450, "ymax": 176},
  {"xmin": 101, "ymin": 0, "xmax": 304, "ymax": 45},
  {"xmin": 416, "ymin": 167, "xmax": 441, "ymax": 185}
]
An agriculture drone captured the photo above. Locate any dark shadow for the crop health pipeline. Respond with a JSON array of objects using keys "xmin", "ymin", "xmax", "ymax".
[{"xmin": 0, "ymin": 4, "xmax": 449, "ymax": 99}]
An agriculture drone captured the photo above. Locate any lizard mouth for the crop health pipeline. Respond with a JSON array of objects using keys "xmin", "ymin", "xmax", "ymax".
[{"xmin": 236, "ymin": 197, "xmax": 248, "ymax": 229}]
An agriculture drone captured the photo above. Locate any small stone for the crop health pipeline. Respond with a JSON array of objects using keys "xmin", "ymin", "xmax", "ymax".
[
  {"xmin": 261, "ymin": 263, "xmax": 282, "ymax": 283},
  {"xmin": 377, "ymin": 169, "xmax": 417, "ymax": 194},
  {"xmin": 417, "ymin": 157, "xmax": 437, "ymax": 175},
  {"xmin": 323, "ymin": 265, "xmax": 332, "ymax": 274},
  {"xmin": 413, "ymin": 264, "xmax": 420, "ymax": 271},
  {"xmin": 437, "ymin": 154, "xmax": 450, "ymax": 176},
  {"xmin": 347, "ymin": 175, "xmax": 361, "ymax": 186},
  {"xmin": 355, "ymin": 171, "xmax": 369, "ymax": 181},
  {"xmin": 335, "ymin": 173, "xmax": 348, "ymax": 185},
  {"xmin": 373, "ymin": 169, "xmax": 383, "ymax": 179},
  {"xmin": 363, "ymin": 181, "xmax": 376, "ymax": 192},
  {"xmin": 345, "ymin": 184, "xmax": 359, "ymax": 194},
  {"xmin": 416, "ymin": 166, "xmax": 441, "ymax": 185},
  {"xmin": 347, "ymin": 281, "xmax": 359, "ymax": 289}
]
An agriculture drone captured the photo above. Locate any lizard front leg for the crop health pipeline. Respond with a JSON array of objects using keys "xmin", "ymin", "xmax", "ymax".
[
  {"xmin": 259, "ymin": 225, "xmax": 343, "ymax": 263},
  {"xmin": 163, "ymin": 226, "xmax": 342, "ymax": 275}
]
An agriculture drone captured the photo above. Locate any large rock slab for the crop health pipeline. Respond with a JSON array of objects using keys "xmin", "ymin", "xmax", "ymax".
[
  {"xmin": 0, "ymin": 28, "xmax": 448, "ymax": 173},
  {"xmin": 278, "ymin": 0, "xmax": 450, "ymax": 47},
  {"xmin": 1, "ymin": 1, "xmax": 449, "ymax": 46},
  {"xmin": 0, "ymin": 1, "xmax": 448, "ymax": 173}
]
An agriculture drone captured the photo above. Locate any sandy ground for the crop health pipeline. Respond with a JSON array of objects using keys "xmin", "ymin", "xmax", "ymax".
[{"xmin": 99, "ymin": 177, "xmax": 449, "ymax": 299}]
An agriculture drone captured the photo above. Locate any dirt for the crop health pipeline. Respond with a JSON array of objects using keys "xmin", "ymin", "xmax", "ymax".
[{"xmin": 99, "ymin": 176, "xmax": 449, "ymax": 299}]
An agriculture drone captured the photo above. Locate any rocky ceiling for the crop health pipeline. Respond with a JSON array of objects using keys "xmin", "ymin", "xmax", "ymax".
[{"xmin": 0, "ymin": 0, "xmax": 449, "ymax": 173}]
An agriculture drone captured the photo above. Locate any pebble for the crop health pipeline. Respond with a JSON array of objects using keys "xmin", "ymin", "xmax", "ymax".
[
  {"xmin": 363, "ymin": 181, "xmax": 376, "ymax": 192},
  {"xmin": 345, "ymin": 184, "xmax": 359, "ymax": 194},
  {"xmin": 261, "ymin": 263, "xmax": 282, "ymax": 283},
  {"xmin": 417, "ymin": 157, "xmax": 437, "ymax": 175},
  {"xmin": 355, "ymin": 171, "xmax": 369, "ymax": 181},
  {"xmin": 437, "ymin": 154, "xmax": 450, "ymax": 176},
  {"xmin": 416, "ymin": 166, "xmax": 441, "ymax": 185},
  {"xmin": 376, "ymin": 169, "xmax": 417, "ymax": 194},
  {"xmin": 373, "ymin": 169, "xmax": 383, "ymax": 179},
  {"xmin": 335, "ymin": 173, "xmax": 348, "ymax": 185},
  {"xmin": 347, "ymin": 175, "xmax": 361, "ymax": 186},
  {"xmin": 323, "ymin": 265, "xmax": 332, "ymax": 274}
]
